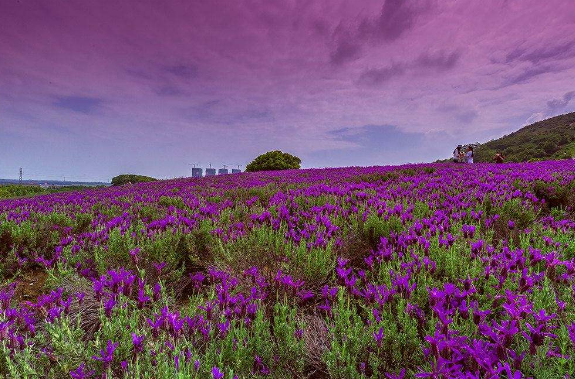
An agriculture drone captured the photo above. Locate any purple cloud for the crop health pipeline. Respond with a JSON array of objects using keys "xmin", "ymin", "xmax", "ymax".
[
  {"xmin": 330, "ymin": 32, "xmax": 362, "ymax": 65},
  {"xmin": 547, "ymin": 91, "xmax": 575, "ymax": 113},
  {"xmin": 164, "ymin": 64, "xmax": 198, "ymax": 79},
  {"xmin": 186, "ymin": 99, "xmax": 274, "ymax": 125},
  {"xmin": 358, "ymin": 64, "xmax": 406, "ymax": 86},
  {"xmin": 154, "ymin": 85, "xmax": 187, "ymax": 97},
  {"xmin": 359, "ymin": 0, "xmax": 426, "ymax": 42},
  {"xmin": 53, "ymin": 96, "xmax": 104, "ymax": 114},
  {"xmin": 438, "ymin": 104, "xmax": 478, "ymax": 124},
  {"xmin": 358, "ymin": 49, "xmax": 460, "ymax": 86},
  {"xmin": 415, "ymin": 50, "xmax": 461, "ymax": 71},
  {"xmin": 329, "ymin": 0, "xmax": 430, "ymax": 65},
  {"xmin": 505, "ymin": 41, "xmax": 575, "ymax": 64},
  {"xmin": 504, "ymin": 65, "xmax": 557, "ymax": 86}
]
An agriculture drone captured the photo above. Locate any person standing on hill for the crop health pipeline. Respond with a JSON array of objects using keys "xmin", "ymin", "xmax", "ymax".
[
  {"xmin": 494, "ymin": 153, "xmax": 504, "ymax": 163},
  {"xmin": 453, "ymin": 145, "xmax": 463, "ymax": 163},
  {"xmin": 466, "ymin": 146, "xmax": 474, "ymax": 164}
]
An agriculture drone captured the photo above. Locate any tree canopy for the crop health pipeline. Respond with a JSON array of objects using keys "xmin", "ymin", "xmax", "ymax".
[
  {"xmin": 111, "ymin": 174, "xmax": 156, "ymax": 186},
  {"xmin": 245, "ymin": 150, "xmax": 301, "ymax": 172}
]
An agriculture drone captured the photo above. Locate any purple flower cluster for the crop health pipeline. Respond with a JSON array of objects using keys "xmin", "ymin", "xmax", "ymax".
[{"xmin": 0, "ymin": 160, "xmax": 574, "ymax": 377}]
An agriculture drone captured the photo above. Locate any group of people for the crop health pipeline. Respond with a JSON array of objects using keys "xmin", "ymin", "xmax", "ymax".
[
  {"xmin": 452, "ymin": 145, "xmax": 474, "ymax": 164},
  {"xmin": 452, "ymin": 145, "xmax": 506, "ymax": 164}
]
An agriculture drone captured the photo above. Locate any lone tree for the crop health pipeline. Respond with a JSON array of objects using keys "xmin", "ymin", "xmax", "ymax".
[
  {"xmin": 245, "ymin": 150, "xmax": 301, "ymax": 172},
  {"xmin": 111, "ymin": 174, "xmax": 156, "ymax": 186}
]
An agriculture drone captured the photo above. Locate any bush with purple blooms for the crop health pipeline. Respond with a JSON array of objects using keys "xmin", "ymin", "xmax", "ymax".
[{"xmin": 0, "ymin": 161, "xmax": 575, "ymax": 378}]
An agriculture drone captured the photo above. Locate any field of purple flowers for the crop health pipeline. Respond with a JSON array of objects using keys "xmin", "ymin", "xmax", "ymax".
[{"xmin": 1, "ymin": 161, "xmax": 575, "ymax": 378}]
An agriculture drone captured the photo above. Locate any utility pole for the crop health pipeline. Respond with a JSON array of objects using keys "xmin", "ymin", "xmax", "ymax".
[{"xmin": 19, "ymin": 168, "xmax": 23, "ymax": 183}]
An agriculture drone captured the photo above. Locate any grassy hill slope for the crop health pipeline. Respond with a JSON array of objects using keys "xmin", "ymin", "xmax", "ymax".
[
  {"xmin": 0, "ymin": 184, "xmax": 96, "ymax": 199},
  {"xmin": 472, "ymin": 112, "xmax": 575, "ymax": 162}
]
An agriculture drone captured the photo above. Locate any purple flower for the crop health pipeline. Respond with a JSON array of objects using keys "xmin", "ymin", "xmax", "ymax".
[
  {"xmin": 75, "ymin": 292, "xmax": 86, "ymax": 305},
  {"xmin": 385, "ymin": 369, "xmax": 406, "ymax": 379},
  {"xmin": 254, "ymin": 355, "xmax": 270, "ymax": 375},
  {"xmin": 462, "ymin": 224, "xmax": 476, "ymax": 238},
  {"xmin": 70, "ymin": 363, "xmax": 94, "ymax": 379},
  {"xmin": 153, "ymin": 283, "xmax": 162, "ymax": 301},
  {"xmin": 296, "ymin": 289, "xmax": 314, "ymax": 302},
  {"xmin": 131, "ymin": 333, "xmax": 145, "ymax": 355},
  {"xmin": 129, "ymin": 248, "xmax": 140, "ymax": 265},
  {"xmin": 321, "ymin": 285, "xmax": 338, "ymax": 299},
  {"xmin": 190, "ymin": 272, "xmax": 206, "ymax": 287},
  {"xmin": 294, "ymin": 328, "xmax": 303, "ymax": 340},
  {"xmin": 373, "ymin": 327, "xmax": 385, "ymax": 347},
  {"xmin": 137, "ymin": 287, "xmax": 150, "ymax": 309},
  {"xmin": 92, "ymin": 340, "xmax": 118, "ymax": 369},
  {"xmin": 470, "ymin": 239, "xmax": 484, "ymax": 256},
  {"xmin": 104, "ymin": 295, "xmax": 116, "ymax": 318},
  {"xmin": 153, "ymin": 261, "xmax": 166, "ymax": 274},
  {"xmin": 212, "ymin": 366, "xmax": 224, "ymax": 379},
  {"xmin": 567, "ymin": 323, "xmax": 575, "ymax": 348}
]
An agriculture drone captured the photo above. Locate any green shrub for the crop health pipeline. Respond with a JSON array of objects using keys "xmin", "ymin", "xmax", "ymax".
[
  {"xmin": 111, "ymin": 174, "xmax": 156, "ymax": 186},
  {"xmin": 533, "ymin": 180, "xmax": 575, "ymax": 209},
  {"xmin": 362, "ymin": 214, "xmax": 403, "ymax": 248},
  {"xmin": 158, "ymin": 196, "xmax": 186, "ymax": 209},
  {"xmin": 245, "ymin": 151, "xmax": 301, "ymax": 172},
  {"xmin": 351, "ymin": 172, "xmax": 398, "ymax": 184}
]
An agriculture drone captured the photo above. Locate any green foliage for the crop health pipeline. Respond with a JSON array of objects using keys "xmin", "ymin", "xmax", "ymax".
[
  {"xmin": 245, "ymin": 151, "xmax": 301, "ymax": 172},
  {"xmin": 498, "ymin": 198, "xmax": 538, "ymax": 228},
  {"xmin": 350, "ymin": 172, "xmax": 398, "ymax": 184},
  {"xmin": 0, "ymin": 184, "xmax": 92, "ymax": 199},
  {"xmin": 532, "ymin": 179, "xmax": 575, "ymax": 209},
  {"xmin": 325, "ymin": 290, "xmax": 372, "ymax": 379},
  {"xmin": 362, "ymin": 214, "xmax": 403, "ymax": 248},
  {"xmin": 158, "ymin": 196, "xmax": 186, "ymax": 209},
  {"xmin": 0, "ymin": 184, "xmax": 45, "ymax": 199},
  {"xmin": 111, "ymin": 174, "xmax": 156, "ymax": 186},
  {"xmin": 272, "ymin": 301, "xmax": 306, "ymax": 376},
  {"xmin": 72, "ymin": 213, "xmax": 93, "ymax": 234},
  {"xmin": 286, "ymin": 240, "xmax": 336, "ymax": 287},
  {"xmin": 473, "ymin": 112, "xmax": 575, "ymax": 162},
  {"xmin": 217, "ymin": 225, "xmax": 286, "ymax": 275}
]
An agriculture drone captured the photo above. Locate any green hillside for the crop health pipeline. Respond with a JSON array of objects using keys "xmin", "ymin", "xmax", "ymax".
[
  {"xmin": 0, "ymin": 184, "xmax": 93, "ymax": 199},
  {"xmin": 475, "ymin": 112, "xmax": 575, "ymax": 162}
]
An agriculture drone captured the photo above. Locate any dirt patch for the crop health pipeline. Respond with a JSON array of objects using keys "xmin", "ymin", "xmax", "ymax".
[{"xmin": 14, "ymin": 268, "xmax": 48, "ymax": 302}]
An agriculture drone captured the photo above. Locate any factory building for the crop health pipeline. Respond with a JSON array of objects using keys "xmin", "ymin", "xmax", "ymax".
[{"xmin": 191, "ymin": 168, "xmax": 203, "ymax": 178}]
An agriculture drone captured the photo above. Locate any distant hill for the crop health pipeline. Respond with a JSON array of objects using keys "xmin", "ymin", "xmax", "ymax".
[{"xmin": 474, "ymin": 112, "xmax": 575, "ymax": 162}]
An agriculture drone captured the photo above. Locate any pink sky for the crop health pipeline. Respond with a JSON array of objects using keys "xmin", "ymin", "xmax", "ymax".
[{"xmin": 1, "ymin": 0, "xmax": 575, "ymax": 181}]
